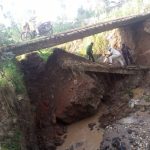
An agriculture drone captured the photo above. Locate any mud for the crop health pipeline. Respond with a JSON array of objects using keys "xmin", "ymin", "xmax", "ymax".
[{"xmin": 57, "ymin": 107, "xmax": 105, "ymax": 150}]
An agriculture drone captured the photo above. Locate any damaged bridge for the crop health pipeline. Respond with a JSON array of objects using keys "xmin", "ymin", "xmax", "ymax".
[
  {"xmin": 63, "ymin": 62, "xmax": 149, "ymax": 75},
  {"xmin": 56, "ymin": 49, "xmax": 150, "ymax": 75},
  {"xmin": 47, "ymin": 49, "xmax": 150, "ymax": 75},
  {"xmin": 1, "ymin": 13, "xmax": 150, "ymax": 75}
]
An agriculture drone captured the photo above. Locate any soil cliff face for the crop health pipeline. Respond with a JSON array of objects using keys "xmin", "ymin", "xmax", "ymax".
[
  {"xmin": 110, "ymin": 20, "xmax": 150, "ymax": 66},
  {"xmin": 0, "ymin": 85, "xmax": 17, "ymax": 140},
  {"xmin": 133, "ymin": 22, "xmax": 150, "ymax": 66}
]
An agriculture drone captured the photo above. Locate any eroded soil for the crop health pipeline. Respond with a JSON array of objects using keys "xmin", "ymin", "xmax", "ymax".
[{"xmin": 18, "ymin": 49, "xmax": 150, "ymax": 150}]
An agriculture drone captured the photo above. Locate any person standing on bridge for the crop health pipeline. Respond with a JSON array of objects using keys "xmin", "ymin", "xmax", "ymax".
[
  {"xmin": 121, "ymin": 43, "xmax": 134, "ymax": 66},
  {"xmin": 86, "ymin": 42, "xmax": 95, "ymax": 62},
  {"xmin": 108, "ymin": 47, "xmax": 124, "ymax": 67}
]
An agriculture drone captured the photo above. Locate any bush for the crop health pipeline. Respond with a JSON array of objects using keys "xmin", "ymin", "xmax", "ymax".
[
  {"xmin": 37, "ymin": 48, "xmax": 53, "ymax": 61},
  {"xmin": 1, "ymin": 130, "xmax": 21, "ymax": 150},
  {"xmin": 0, "ymin": 59, "xmax": 26, "ymax": 94}
]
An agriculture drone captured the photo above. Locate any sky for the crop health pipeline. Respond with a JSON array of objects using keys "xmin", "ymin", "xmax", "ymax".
[
  {"xmin": 0, "ymin": 0, "xmax": 92, "ymax": 25},
  {"xmin": 0, "ymin": 0, "xmax": 150, "ymax": 26}
]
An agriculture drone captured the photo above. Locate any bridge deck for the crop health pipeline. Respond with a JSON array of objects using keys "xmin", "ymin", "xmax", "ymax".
[{"xmin": 62, "ymin": 61, "xmax": 150, "ymax": 75}]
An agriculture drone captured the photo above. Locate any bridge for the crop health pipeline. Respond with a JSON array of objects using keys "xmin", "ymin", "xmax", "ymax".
[
  {"xmin": 63, "ymin": 62, "xmax": 149, "ymax": 75},
  {"xmin": 1, "ymin": 13, "xmax": 150, "ymax": 55},
  {"xmin": 49, "ymin": 49, "xmax": 150, "ymax": 75}
]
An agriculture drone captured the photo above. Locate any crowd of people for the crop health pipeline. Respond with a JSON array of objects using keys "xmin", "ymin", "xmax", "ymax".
[{"xmin": 86, "ymin": 42, "xmax": 134, "ymax": 67}]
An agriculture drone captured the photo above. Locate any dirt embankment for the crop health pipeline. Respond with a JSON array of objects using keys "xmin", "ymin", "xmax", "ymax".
[{"xmin": 0, "ymin": 85, "xmax": 17, "ymax": 141}]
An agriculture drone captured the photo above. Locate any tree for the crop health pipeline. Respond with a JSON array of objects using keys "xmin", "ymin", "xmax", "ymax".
[
  {"xmin": 76, "ymin": 7, "xmax": 95, "ymax": 22},
  {"xmin": 0, "ymin": 24, "xmax": 15, "ymax": 46}
]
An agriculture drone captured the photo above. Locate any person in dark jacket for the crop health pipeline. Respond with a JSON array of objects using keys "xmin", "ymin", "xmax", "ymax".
[
  {"xmin": 121, "ymin": 43, "xmax": 134, "ymax": 65},
  {"xmin": 86, "ymin": 42, "xmax": 95, "ymax": 62}
]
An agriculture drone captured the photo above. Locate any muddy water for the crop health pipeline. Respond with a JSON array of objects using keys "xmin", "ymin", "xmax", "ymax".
[{"xmin": 57, "ymin": 106, "xmax": 107, "ymax": 150}]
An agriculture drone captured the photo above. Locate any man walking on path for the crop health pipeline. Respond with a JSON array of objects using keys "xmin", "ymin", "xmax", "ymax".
[
  {"xmin": 108, "ymin": 47, "xmax": 124, "ymax": 67},
  {"xmin": 86, "ymin": 42, "xmax": 95, "ymax": 62},
  {"xmin": 121, "ymin": 44, "xmax": 134, "ymax": 65}
]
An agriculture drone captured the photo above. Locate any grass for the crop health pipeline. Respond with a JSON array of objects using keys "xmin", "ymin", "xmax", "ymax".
[
  {"xmin": 0, "ymin": 50, "xmax": 54, "ymax": 150},
  {"xmin": 37, "ymin": 48, "xmax": 53, "ymax": 61},
  {"xmin": 143, "ymin": 95, "xmax": 150, "ymax": 102},
  {"xmin": 0, "ymin": 59, "xmax": 26, "ymax": 94},
  {"xmin": 124, "ymin": 87, "xmax": 134, "ymax": 98},
  {"xmin": 0, "ymin": 130, "xmax": 21, "ymax": 150},
  {"xmin": 0, "ymin": 47, "xmax": 54, "ymax": 93}
]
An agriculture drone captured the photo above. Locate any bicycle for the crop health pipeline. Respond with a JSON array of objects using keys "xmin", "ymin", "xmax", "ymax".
[
  {"xmin": 21, "ymin": 21, "xmax": 53, "ymax": 41},
  {"xmin": 21, "ymin": 30, "xmax": 36, "ymax": 41}
]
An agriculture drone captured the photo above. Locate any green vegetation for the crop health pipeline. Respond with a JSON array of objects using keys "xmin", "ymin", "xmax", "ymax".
[
  {"xmin": 0, "ymin": 47, "xmax": 53, "ymax": 93},
  {"xmin": 1, "ymin": 130, "xmax": 21, "ymax": 150},
  {"xmin": 143, "ymin": 95, "xmax": 150, "ymax": 102},
  {"xmin": 58, "ymin": 32, "xmax": 109, "ymax": 59},
  {"xmin": 0, "ymin": 24, "xmax": 21, "ymax": 46},
  {"xmin": 37, "ymin": 48, "xmax": 53, "ymax": 61},
  {"xmin": 0, "ymin": 59, "xmax": 26, "ymax": 94},
  {"xmin": 124, "ymin": 88, "xmax": 134, "ymax": 98}
]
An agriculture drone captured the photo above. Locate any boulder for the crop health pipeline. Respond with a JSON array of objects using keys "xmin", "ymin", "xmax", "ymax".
[{"xmin": 44, "ymin": 49, "xmax": 105, "ymax": 123}]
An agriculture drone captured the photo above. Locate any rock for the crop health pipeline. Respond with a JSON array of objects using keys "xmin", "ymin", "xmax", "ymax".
[
  {"xmin": 54, "ymin": 137, "xmax": 64, "ymax": 146},
  {"xmin": 88, "ymin": 123, "xmax": 96, "ymax": 130},
  {"xmin": 101, "ymin": 136, "xmax": 127, "ymax": 150},
  {"xmin": 140, "ymin": 106, "xmax": 146, "ymax": 112},
  {"xmin": 143, "ymin": 19, "xmax": 150, "ymax": 34},
  {"xmin": 147, "ymin": 143, "xmax": 150, "ymax": 150},
  {"xmin": 112, "ymin": 137, "xmax": 121, "ymax": 148},
  {"xmin": 101, "ymin": 146, "xmax": 110, "ymax": 150},
  {"xmin": 129, "ymin": 137, "xmax": 135, "ymax": 144},
  {"xmin": 127, "ymin": 129, "xmax": 133, "ymax": 134},
  {"xmin": 45, "ymin": 142, "xmax": 56, "ymax": 150},
  {"xmin": 63, "ymin": 134, "xmax": 67, "ymax": 139},
  {"xmin": 54, "ymin": 72, "xmax": 103, "ymax": 123},
  {"xmin": 120, "ymin": 142, "xmax": 126, "ymax": 150}
]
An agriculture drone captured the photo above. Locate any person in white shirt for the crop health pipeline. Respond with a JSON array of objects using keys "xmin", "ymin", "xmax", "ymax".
[{"xmin": 108, "ymin": 47, "xmax": 124, "ymax": 67}]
